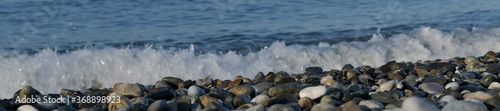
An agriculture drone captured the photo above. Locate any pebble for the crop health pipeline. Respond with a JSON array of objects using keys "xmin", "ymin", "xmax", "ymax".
[
  {"xmin": 17, "ymin": 105, "xmax": 38, "ymax": 111},
  {"xmin": 251, "ymin": 95, "xmax": 271, "ymax": 106},
  {"xmin": 379, "ymin": 80, "xmax": 396, "ymax": 92},
  {"xmin": 268, "ymin": 104, "xmax": 295, "ymax": 111},
  {"xmin": 299, "ymin": 86, "xmax": 327, "ymax": 100},
  {"xmin": 418, "ymin": 82, "xmax": 445, "ymax": 95},
  {"xmin": 311, "ymin": 103, "xmax": 338, "ymax": 111},
  {"xmin": 488, "ymin": 82, "xmax": 500, "ymax": 90},
  {"xmin": 147, "ymin": 100, "xmax": 168, "ymax": 111},
  {"xmin": 113, "ymin": 83, "xmax": 144, "ymax": 97},
  {"xmin": 246, "ymin": 104, "xmax": 265, "ymax": 111},
  {"xmin": 359, "ymin": 100, "xmax": 384, "ymax": 110},
  {"xmin": 442, "ymin": 100, "xmax": 488, "ymax": 111},
  {"xmin": 187, "ymin": 85, "xmax": 205, "ymax": 102},
  {"xmin": 161, "ymin": 77, "xmax": 184, "ymax": 87},
  {"xmin": 154, "ymin": 81, "xmax": 171, "ymax": 89},
  {"xmin": 268, "ymin": 82, "xmax": 302, "ymax": 98},
  {"xmin": 229, "ymin": 85, "xmax": 256, "ymax": 97},
  {"xmin": 16, "ymin": 86, "xmax": 41, "ymax": 104},
  {"xmin": 463, "ymin": 91, "xmax": 493, "ymax": 102},
  {"xmin": 445, "ymin": 82, "xmax": 460, "ymax": 90},
  {"xmin": 233, "ymin": 94, "xmax": 251, "ymax": 108},
  {"xmin": 401, "ymin": 97, "xmax": 439, "ymax": 111},
  {"xmin": 107, "ymin": 96, "xmax": 133, "ymax": 111},
  {"xmin": 305, "ymin": 67, "xmax": 323, "ymax": 74},
  {"xmin": 298, "ymin": 97, "xmax": 314, "ymax": 109},
  {"xmin": 438, "ymin": 95, "xmax": 457, "ymax": 106}
]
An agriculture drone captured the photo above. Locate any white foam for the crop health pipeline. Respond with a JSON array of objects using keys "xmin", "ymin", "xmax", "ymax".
[{"xmin": 1, "ymin": 27, "xmax": 500, "ymax": 98}]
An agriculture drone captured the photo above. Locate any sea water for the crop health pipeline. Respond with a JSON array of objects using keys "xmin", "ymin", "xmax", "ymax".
[{"xmin": 1, "ymin": 0, "xmax": 500, "ymax": 98}]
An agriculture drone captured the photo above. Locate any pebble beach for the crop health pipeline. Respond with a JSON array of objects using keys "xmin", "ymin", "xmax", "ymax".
[{"xmin": 3, "ymin": 51, "xmax": 500, "ymax": 111}]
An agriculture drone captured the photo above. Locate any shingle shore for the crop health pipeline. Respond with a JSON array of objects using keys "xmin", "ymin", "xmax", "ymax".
[{"xmin": 4, "ymin": 51, "xmax": 500, "ymax": 111}]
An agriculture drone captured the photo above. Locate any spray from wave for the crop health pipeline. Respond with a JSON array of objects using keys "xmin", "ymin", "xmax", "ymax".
[{"xmin": 1, "ymin": 27, "xmax": 500, "ymax": 98}]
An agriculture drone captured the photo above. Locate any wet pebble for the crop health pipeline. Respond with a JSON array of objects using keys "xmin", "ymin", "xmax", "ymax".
[
  {"xmin": 442, "ymin": 100, "xmax": 488, "ymax": 111},
  {"xmin": 299, "ymin": 86, "xmax": 326, "ymax": 100},
  {"xmin": 113, "ymin": 83, "xmax": 144, "ymax": 97},
  {"xmin": 418, "ymin": 82, "xmax": 445, "ymax": 95},
  {"xmin": 463, "ymin": 91, "xmax": 493, "ymax": 102}
]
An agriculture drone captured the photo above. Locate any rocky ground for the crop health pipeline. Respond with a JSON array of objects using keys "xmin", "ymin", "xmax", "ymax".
[{"xmin": 3, "ymin": 51, "xmax": 500, "ymax": 111}]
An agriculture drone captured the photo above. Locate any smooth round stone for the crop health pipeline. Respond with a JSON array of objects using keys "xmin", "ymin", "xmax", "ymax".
[
  {"xmin": 442, "ymin": 100, "xmax": 488, "ymax": 111},
  {"xmin": 359, "ymin": 100, "xmax": 384, "ymax": 110},
  {"xmin": 178, "ymin": 80, "xmax": 194, "ymax": 89},
  {"xmin": 18, "ymin": 105, "xmax": 38, "ymax": 111},
  {"xmin": 463, "ymin": 91, "xmax": 493, "ymax": 102},
  {"xmin": 465, "ymin": 56, "xmax": 479, "ymax": 65},
  {"xmin": 131, "ymin": 97, "xmax": 152, "ymax": 108},
  {"xmin": 268, "ymin": 104, "xmax": 295, "ymax": 111},
  {"xmin": 384, "ymin": 104, "xmax": 400, "ymax": 109},
  {"xmin": 35, "ymin": 102, "xmax": 58, "ymax": 110},
  {"xmin": 154, "ymin": 81, "xmax": 171, "ymax": 89},
  {"xmin": 58, "ymin": 105, "xmax": 77, "ymax": 111},
  {"xmin": 228, "ymin": 79, "xmax": 243, "ymax": 87},
  {"xmin": 229, "ymin": 85, "xmax": 256, "ymax": 97},
  {"xmin": 254, "ymin": 82, "xmax": 271, "ymax": 91},
  {"xmin": 199, "ymin": 95, "xmax": 220, "ymax": 108},
  {"xmin": 298, "ymin": 97, "xmax": 314, "ymax": 109},
  {"xmin": 479, "ymin": 75, "xmax": 496, "ymax": 87},
  {"xmin": 445, "ymin": 82, "xmax": 460, "ymax": 90},
  {"xmin": 489, "ymin": 82, "xmax": 500, "ymax": 90},
  {"xmin": 16, "ymin": 86, "xmax": 41, "ymax": 104},
  {"xmin": 423, "ymin": 77, "xmax": 447, "ymax": 85},
  {"xmin": 187, "ymin": 85, "xmax": 205, "ymax": 98},
  {"xmin": 176, "ymin": 95, "xmax": 191, "ymax": 111},
  {"xmin": 146, "ymin": 88, "xmax": 175, "ymax": 100},
  {"xmin": 268, "ymin": 83, "xmax": 302, "ymax": 98},
  {"xmin": 233, "ymin": 94, "xmax": 251, "ymax": 108},
  {"xmin": 305, "ymin": 67, "xmax": 323, "ymax": 74},
  {"xmin": 147, "ymin": 100, "xmax": 168, "ymax": 111},
  {"xmin": 285, "ymin": 103, "xmax": 302, "ymax": 111},
  {"xmin": 113, "ymin": 83, "xmax": 144, "ymax": 97},
  {"xmin": 274, "ymin": 76, "xmax": 296, "ymax": 84},
  {"xmin": 162, "ymin": 77, "xmax": 184, "ymax": 86},
  {"xmin": 311, "ymin": 103, "xmax": 337, "ymax": 111},
  {"xmin": 196, "ymin": 77, "xmax": 213, "ymax": 88},
  {"xmin": 461, "ymin": 72, "xmax": 478, "ymax": 79},
  {"xmin": 108, "ymin": 96, "xmax": 133, "ymax": 111},
  {"xmin": 484, "ymin": 98, "xmax": 500, "ymax": 110},
  {"xmin": 401, "ymin": 97, "xmax": 439, "ymax": 111},
  {"xmin": 438, "ymin": 95, "xmax": 457, "ymax": 106},
  {"xmin": 320, "ymin": 76, "xmax": 333, "ymax": 85},
  {"xmin": 341, "ymin": 104, "xmax": 363, "ymax": 111},
  {"xmin": 251, "ymin": 95, "xmax": 271, "ymax": 106},
  {"xmin": 299, "ymin": 86, "xmax": 327, "ymax": 100},
  {"xmin": 379, "ymin": 80, "xmax": 396, "ymax": 92},
  {"xmin": 246, "ymin": 104, "xmax": 265, "ymax": 111},
  {"xmin": 418, "ymin": 83, "xmax": 445, "ymax": 95},
  {"xmin": 254, "ymin": 72, "xmax": 266, "ymax": 83},
  {"xmin": 235, "ymin": 103, "xmax": 254, "ymax": 110},
  {"xmin": 174, "ymin": 88, "xmax": 188, "ymax": 97}
]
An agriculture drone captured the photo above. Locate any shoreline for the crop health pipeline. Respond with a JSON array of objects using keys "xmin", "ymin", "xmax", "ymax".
[{"xmin": 3, "ymin": 51, "xmax": 500, "ymax": 111}]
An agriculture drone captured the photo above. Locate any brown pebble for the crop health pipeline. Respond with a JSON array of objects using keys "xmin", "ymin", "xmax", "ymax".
[
  {"xmin": 229, "ymin": 79, "xmax": 243, "ymax": 87},
  {"xmin": 298, "ymin": 97, "xmax": 314, "ymax": 109},
  {"xmin": 177, "ymin": 80, "xmax": 193, "ymax": 89}
]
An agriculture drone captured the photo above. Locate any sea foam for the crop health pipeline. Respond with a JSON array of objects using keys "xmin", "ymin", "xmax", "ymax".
[{"xmin": 1, "ymin": 27, "xmax": 500, "ymax": 98}]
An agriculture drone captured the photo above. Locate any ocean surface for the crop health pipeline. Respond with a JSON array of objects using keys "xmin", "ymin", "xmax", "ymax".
[{"xmin": 1, "ymin": 0, "xmax": 500, "ymax": 98}]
